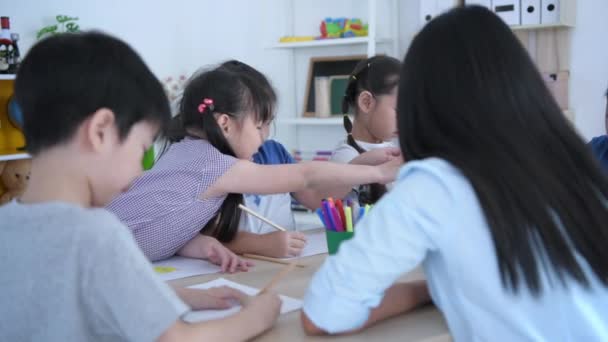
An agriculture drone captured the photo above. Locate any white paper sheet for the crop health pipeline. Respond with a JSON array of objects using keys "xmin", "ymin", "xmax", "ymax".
[
  {"xmin": 183, "ymin": 278, "xmax": 303, "ymax": 322},
  {"xmin": 284, "ymin": 230, "xmax": 328, "ymax": 260},
  {"xmin": 152, "ymin": 256, "xmax": 221, "ymax": 281}
]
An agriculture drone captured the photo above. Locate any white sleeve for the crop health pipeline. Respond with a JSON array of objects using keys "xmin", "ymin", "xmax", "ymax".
[
  {"xmin": 330, "ymin": 143, "xmax": 359, "ymax": 164},
  {"xmin": 303, "ymin": 163, "xmax": 451, "ymax": 333}
]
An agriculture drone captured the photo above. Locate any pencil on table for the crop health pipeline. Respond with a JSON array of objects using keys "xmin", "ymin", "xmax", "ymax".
[
  {"xmin": 243, "ymin": 253, "xmax": 306, "ymax": 268},
  {"xmin": 238, "ymin": 204, "xmax": 287, "ymax": 232},
  {"xmin": 259, "ymin": 262, "xmax": 297, "ymax": 295}
]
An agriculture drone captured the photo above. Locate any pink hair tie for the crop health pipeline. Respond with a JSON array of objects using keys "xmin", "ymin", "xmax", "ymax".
[{"xmin": 198, "ymin": 98, "xmax": 215, "ymax": 113}]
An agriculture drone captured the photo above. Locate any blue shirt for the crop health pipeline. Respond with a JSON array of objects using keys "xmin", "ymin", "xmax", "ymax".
[
  {"xmin": 253, "ymin": 139, "xmax": 295, "ymax": 165},
  {"xmin": 239, "ymin": 140, "xmax": 298, "ymax": 233},
  {"xmin": 248, "ymin": 140, "xmax": 295, "ymax": 206},
  {"xmin": 303, "ymin": 158, "xmax": 608, "ymax": 341},
  {"xmin": 589, "ymin": 135, "xmax": 608, "ymax": 172}
]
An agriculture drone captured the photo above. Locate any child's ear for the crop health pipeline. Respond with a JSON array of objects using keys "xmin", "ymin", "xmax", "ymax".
[
  {"xmin": 215, "ymin": 113, "xmax": 232, "ymax": 136},
  {"xmin": 357, "ymin": 91, "xmax": 376, "ymax": 115},
  {"xmin": 85, "ymin": 108, "xmax": 117, "ymax": 152}
]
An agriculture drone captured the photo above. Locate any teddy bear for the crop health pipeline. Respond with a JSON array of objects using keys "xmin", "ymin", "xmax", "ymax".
[{"xmin": 0, "ymin": 159, "xmax": 31, "ymax": 205}]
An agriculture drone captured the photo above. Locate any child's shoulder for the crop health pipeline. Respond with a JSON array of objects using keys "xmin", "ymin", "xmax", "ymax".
[
  {"xmin": 254, "ymin": 140, "xmax": 294, "ymax": 165},
  {"xmin": 330, "ymin": 140, "xmax": 359, "ymax": 163},
  {"xmin": 395, "ymin": 158, "xmax": 469, "ymax": 204},
  {"xmin": 0, "ymin": 201, "xmax": 128, "ymax": 244},
  {"xmin": 160, "ymin": 138, "xmax": 237, "ymax": 167},
  {"xmin": 398, "ymin": 158, "xmax": 462, "ymax": 183}
]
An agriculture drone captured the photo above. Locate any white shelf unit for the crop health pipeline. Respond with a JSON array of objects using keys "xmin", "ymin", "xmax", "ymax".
[
  {"xmin": 460, "ymin": 1, "xmax": 576, "ymax": 122},
  {"xmin": 271, "ymin": 0, "xmax": 400, "ymax": 154},
  {"xmin": 272, "ymin": 37, "xmax": 392, "ymax": 49},
  {"xmin": 511, "ymin": 22, "xmax": 574, "ymax": 31},
  {"xmin": 510, "ymin": 0, "xmax": 576, "ymax": 122}
]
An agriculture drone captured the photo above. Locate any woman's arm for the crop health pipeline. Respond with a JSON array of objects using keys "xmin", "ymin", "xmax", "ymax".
[
  {"xmin": 203, "ymin": 157, "xmax": 401, "ymax": 200},
  {"xmin": 301, "ymin": 281, "xmax": 430, "ymax": 335}
]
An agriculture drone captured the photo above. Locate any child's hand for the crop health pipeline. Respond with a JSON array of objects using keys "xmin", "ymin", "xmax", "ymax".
[
  {"xmin": 263, "ymin": 231, "xmax": 307, "ymax": 258},
  {"xmin": 177, "ymin": 234, "xmax": 254, "ymax": 273},
  {"xmin": 175, "ymin": 286, "xmax": 248, "ymax": 311},
  {"xmin": 350, "ymin": 147, "xmax": 402, "ymax": 166},
  {"xmin": 207, "ymin": 242, "xmax": 254, "ymax": 273},
  {"xmin": 241, "ymin": 291, "xmax": 282, "ymax": 330},
  {"xmin": 377, "ymin": 155, "xmax": 404, "ymax": 184}
]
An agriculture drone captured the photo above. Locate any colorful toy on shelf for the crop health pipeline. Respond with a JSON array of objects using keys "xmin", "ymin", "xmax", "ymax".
[
  {"xmin": 320, "ymin": 17, "xmax": 368, "ymax": 39},
  {"xmin": 343, "ymin": 18, "xmax": 368, "ymax": 38},
  {"xmin": 320, "ymin": 18, "xmax": 345, "ymax": 38}
]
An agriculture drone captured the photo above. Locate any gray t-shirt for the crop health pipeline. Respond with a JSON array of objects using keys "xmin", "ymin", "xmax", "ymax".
[{"xmin": 0, "ymin": 201, "xmax": 189, "ymax": 341}]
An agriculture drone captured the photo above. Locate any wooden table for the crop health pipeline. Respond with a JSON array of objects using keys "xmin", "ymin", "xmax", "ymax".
[{"xmin": 169, "ymin": 253, "xmax": 451, "ymax": 341}]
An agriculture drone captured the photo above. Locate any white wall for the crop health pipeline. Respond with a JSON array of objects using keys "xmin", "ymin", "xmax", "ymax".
[
  {"xmin": 5, "ymin": 0, "xmax": 387, "ymax": 153},
  {"xmin": 4, "ymin": 0, "xmax": 607, "ymax": 152},
  {"xmin": 569, "ymin": 0, "xmax": 608, "ymax": 139}
]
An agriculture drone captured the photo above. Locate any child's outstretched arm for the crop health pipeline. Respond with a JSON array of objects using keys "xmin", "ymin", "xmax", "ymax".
[
  {"xmin": 203, "ymin": 156, "xmax": 402, "ymax": 200},
  {"xmin": 158, "ymin": 291, "xmax": 281, "ymax": 342},
  {"xmin": 301, "ymin": 281, "xmax": 430, "ymax": 335},
  {"xmin": 292, "ymin": 147, "xmax": 402, "ymax": 209}
]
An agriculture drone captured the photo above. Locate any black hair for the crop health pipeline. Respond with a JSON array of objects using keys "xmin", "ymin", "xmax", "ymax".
[
  {"xmin": 341, "ymin": 55, "xmax": 401, "ymax": 204},
  {"xmin": 219, "ymin": 60, "xmax": 277, "ymax": 124},
  {"xmin": 398, "ymin": 6, "xmax": 608, "ymax": 294},
  {"xmin": 15, "ymin": 31, "xmax": 170, "ymax": 155},
  {"xmin": 166, "ymin": 63, "xmax": 275, "ymax": 242}
]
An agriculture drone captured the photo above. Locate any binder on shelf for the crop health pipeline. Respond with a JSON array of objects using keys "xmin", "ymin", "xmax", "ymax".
[
  {"xmin": 493, "ymin": 0, "xmax": 520, "ymax": 26},
  {"xmin": 420, "ymin": 0, "xmax": 459, "ymax": 27},
  {"xmin": 521, "ymin": 0, "xmax": 541, "ymax": 25},
  {"xmin": 314, "ymin": 77, "xmax": 330, "ymax": 118},
  {"xmin": 541, "ymin": 0, "xmax": 560, "ymax": 24}
]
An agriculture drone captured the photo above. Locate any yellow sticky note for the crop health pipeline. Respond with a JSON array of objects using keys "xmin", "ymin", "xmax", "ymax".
[{"xmin": 154, "ymin": 266, "xmax": 177, "ymax": 274}]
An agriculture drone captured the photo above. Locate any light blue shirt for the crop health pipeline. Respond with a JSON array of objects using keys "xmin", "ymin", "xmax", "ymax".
[{"xmin": 303, "ymin": 158, "xmax": 608, "ymax": 341}]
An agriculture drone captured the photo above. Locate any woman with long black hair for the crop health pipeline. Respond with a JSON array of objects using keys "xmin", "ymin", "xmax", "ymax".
[{"xmin": 302, "ymin": 6, "xmax": 608, "ymax": 340}]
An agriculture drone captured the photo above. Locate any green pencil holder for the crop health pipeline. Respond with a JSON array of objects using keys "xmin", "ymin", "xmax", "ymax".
[{"xmin": 325, "ymin": 230, "xmax": 354, "ymax": 255}]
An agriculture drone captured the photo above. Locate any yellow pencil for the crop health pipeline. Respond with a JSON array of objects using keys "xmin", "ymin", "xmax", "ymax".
[
  {"xmin": 238, "ymin": 204, "xmax": 287, "ymax": 232},
  {"xmin": 242, "ymin": 253, "xmax": 306, "ymax": 268},
  {"xmin": 259, "ymin": 262, "xmax": 297, "ymax": 295}
]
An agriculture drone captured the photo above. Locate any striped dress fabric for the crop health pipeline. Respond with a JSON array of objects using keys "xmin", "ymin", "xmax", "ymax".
[{"xmin": 107, "ymin": 138, "xmax": 236, "ymax": 261}]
